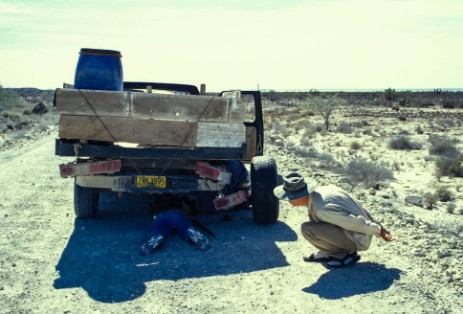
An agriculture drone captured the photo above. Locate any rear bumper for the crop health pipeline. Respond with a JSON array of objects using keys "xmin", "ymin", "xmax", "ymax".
[{"xmin": 75, "ymin": 174, "xmax": 226, "ymax": 193}]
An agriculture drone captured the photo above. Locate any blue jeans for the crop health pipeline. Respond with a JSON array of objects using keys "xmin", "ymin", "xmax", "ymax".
[
  {"xmin": 149, "ymin": 209, "xmax": 192, "ymax": 240},
  {"xmin": 222, "ymin": 160, "xmax": 248, "ymax": 194}
]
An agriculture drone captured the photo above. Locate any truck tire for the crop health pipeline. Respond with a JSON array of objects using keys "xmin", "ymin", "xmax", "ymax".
[
  {"xmin": 74, "ymin": 181, "xmax": 99, "ymax": 218},
  {"xmin": 251, "ymin": 156, "xmax": 279, "ymax": 224}
]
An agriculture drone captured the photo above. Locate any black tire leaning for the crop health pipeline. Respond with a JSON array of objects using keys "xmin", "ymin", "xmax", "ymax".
[
  {"xmin": 74, "ymin": 180, "xmax": 98, "ymax": 218},
  {"xmin": 251, "ymin": 156, "xmax": 279, "ymax": 224}
]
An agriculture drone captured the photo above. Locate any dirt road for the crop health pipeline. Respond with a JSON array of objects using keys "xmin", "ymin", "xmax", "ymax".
[{"xmin": 0, "ymin": 128, "xmax": 462, "ymax": 314}]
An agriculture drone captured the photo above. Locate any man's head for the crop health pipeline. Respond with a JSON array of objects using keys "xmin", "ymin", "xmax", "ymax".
[{"xmin": 273, "ymin": 173, "xmax": 316, "ymax": 204}]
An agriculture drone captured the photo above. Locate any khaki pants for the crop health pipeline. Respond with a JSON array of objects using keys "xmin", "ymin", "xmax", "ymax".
[{"xmin": 301, "ymin": 221, "xmax": 358, "ymax": 259}]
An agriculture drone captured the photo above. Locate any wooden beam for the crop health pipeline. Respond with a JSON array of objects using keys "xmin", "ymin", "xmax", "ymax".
[
  {"xmin": 55, "ymin": 89, "xmax": 130, "ymax": 117},
  {"xmin": 131, "ymin": 93, "xmax": 241, "ymax": 122},
  {"xmin": 196, "ymin": 122, "xmax": 245, "ymax": 147},
  {"xmin": 59, "ymin": 116, "xmax": 247, "ymax": 148},
  {"xmin": 55, "ymin": 88, "xmax": 245, "ymax": 122},
  {"xmin": 59, "ymin": 115, "xmax": 197, "ymax": 147}
]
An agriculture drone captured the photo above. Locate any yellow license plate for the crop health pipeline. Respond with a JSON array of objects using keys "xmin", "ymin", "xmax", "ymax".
[{"xmin": 136, "ymin": 176, "xmax": 167, "ymax": 189}]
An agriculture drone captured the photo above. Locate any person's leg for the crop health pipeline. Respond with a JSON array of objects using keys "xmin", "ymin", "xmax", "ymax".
[
  {"xmin": 223, "ymin": 160, "xmax": 249, "ymax": 193},
  {"xmin": 163, "ymin": 209, "xmax": 210, "ymax": 250},
  {"xmin": 301, "ymin": 221, "xmax": 358, "ymax": 259},
  {"xmin": 162, "ymin": 209, "xmax": 192, "ymax": 239},
  {"xmin": 141, "ymin": 211, "xmax": 174, "ymax": 255},
  {"xmin": 148, "ymin": 211, "xmax": 175, "ymax": 238}
]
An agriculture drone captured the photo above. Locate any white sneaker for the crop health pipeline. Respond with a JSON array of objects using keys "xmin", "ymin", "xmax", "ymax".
[
  {"xmin": 187, "ymin": 228, "xmax": 210, "ymax": 251},
  {"xmin": 141, "ymin": 235, "xmax": 164, "ymax": 255}
]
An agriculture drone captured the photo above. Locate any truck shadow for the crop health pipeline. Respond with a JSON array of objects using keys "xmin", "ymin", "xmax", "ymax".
[{"xmin": 53, "ymin": 193, "xmax": 298, "ymax": 303}]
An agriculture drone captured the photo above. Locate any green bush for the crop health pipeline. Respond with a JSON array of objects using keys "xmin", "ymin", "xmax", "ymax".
[
  {"xmin": 428, "ymin": 135, "xmax": 458, "ymax": 157},
  {"xmin": 345, "ymin": 159, "xmax": 394, "ymax": 188},
  {"xmin": 350, "ymin": 141, "xmax": 361, "ymax": 150},
  {"xmin": 336, "ymin": 121, "xmax": 353, "ymax": 134},
  {"xmin": 388, "ymin": 135, "xmax": 422, "ymax": 150},
  {"xmin": 423, "ymin": 192, "xmax": 437, "ymax": 209},
  {"xmin": 436, "ymin": 186, "xmax": 453, "ymax": 202},
  {"xmin": 435, "ymin": 153, "xmax": 463, "ymax": 178},
  {"xmin": 0, "ymin": 84, "xmax": 22, "ymax": 112}
]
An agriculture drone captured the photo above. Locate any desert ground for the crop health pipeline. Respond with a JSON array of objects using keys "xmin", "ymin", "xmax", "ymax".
[{"xmin": 0, "ymin": 94, "xmax": 463, "ymax": 313}]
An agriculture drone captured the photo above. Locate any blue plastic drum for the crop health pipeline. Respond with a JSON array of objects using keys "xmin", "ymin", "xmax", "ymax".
[{"xmin": 74, "ymin": 48, "xmax": 123, "ymax": 91}]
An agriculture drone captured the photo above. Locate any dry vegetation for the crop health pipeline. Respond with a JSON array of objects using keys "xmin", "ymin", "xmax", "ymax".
[
  {"xmin": 1, "ymin": 87, "xmax": 463, "ymax": 312},
  {"xmin": 262, "ymin": 92, "xmax": 463, "ymax": 296}
]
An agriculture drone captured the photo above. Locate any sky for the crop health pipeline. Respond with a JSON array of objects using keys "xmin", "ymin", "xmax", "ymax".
[{"xmin": 1, "ymin": 0, "xmax": 462, "ymax": 91}]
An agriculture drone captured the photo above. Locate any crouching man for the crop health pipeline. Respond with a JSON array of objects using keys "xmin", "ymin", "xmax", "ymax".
[{"xmin": 273, "ymin": 173, "xmax": 393, "ymax": 269}]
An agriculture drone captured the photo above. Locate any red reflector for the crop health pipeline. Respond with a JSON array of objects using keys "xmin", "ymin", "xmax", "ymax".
[{"xmin": 213, "ymin": 190, "xmax": 247, "ymax": 210}]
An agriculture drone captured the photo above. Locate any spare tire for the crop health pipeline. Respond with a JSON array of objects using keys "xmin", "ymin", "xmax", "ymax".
[{"xmin": 251, "ymin": 156, "xmax": 279, "ymax": 224}]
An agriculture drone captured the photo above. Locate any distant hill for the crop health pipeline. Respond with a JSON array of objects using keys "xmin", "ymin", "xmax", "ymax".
[{"xmin": 5, "ymin": 88, "xmax": 54, "ymax": 103}]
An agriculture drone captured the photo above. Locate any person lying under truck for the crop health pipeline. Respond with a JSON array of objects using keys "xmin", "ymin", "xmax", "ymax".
[{"xmin": 141, "ymin": 161, "xmax": 249, "ymax": 255}]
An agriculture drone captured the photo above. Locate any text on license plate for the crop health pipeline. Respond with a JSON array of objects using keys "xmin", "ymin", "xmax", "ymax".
[{"xmin": 136, "ymin": 176, "xmax": 167, "ymax": 188}]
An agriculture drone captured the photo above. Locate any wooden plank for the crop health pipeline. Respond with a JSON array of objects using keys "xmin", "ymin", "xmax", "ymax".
[
  {"xmin": 196, "ymin": 122, "xmax": 246, "ymax": 147},
  {"xmin": 245, "ymin": 126, "xmax": 257, "ymax": 160},
  {"xmin": 59, "ymin": 115, "xmax": 197, "ymax": 146},
  {"xmin": 55, "ymin": 89, "xmax": 130, "ymax": 117},
  {"xmin": 55, "ymin": 88, "xmax": 246, "ymax": 122},
  {"xmin": 131, "ymin": 93, "xmax": 244, "ymax": 122}
]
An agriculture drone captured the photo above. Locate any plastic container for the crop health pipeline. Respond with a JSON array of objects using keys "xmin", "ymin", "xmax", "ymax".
[{"xmin": 74, "ymin": 48, "xmax": 123, "ymax": 91}]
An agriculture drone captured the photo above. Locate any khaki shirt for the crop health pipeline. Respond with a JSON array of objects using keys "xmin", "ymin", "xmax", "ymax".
[{"xmin": 308, "ymin": 185, "xmax": 382, "ymax": 251}]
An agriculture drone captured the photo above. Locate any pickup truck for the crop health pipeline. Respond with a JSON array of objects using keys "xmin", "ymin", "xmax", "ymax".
[{"xmin": 55, "ymin": 82, "xmax": 279, "ymax": 224}]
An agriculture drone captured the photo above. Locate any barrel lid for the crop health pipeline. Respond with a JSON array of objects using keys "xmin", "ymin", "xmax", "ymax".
[{"xmin": 79, "ymin": 48, "xmax": 122, "ymax": 58}]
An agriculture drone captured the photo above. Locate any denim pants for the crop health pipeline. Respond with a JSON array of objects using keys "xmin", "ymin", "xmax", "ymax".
[
  {"xmin": 149, "ymin": 209, "xmax": 192, "ymax": 240},
  {"xmin": 222, "ymin": 160, "xmax": 248, "ymax": 194}
]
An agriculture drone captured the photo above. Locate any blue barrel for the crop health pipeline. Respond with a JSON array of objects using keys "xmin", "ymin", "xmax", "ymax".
[{"xmin": 74, "ymin": 48, "xmax": 123, "ymax": 91}]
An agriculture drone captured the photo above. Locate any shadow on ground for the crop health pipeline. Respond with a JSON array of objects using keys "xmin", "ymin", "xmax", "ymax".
[
  {"xmin": 53, "ymin": 192, "xmax": 298, "ymax": 303},
  {"xmin": 302, "ymin": 262, "xmax": 402, "ymax": 299}
]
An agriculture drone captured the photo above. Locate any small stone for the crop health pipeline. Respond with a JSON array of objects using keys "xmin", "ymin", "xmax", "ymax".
[{"xmin": 405, "ymin": 195, "xmax": 423, "ymax": 207}]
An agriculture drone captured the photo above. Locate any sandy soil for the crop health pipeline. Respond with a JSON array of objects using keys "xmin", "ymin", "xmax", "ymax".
[{"xmin": 1, "ymin": 106, "xmax": 463, "ymax": 314}]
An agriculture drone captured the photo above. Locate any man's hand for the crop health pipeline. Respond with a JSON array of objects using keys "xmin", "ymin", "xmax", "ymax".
[{"xmin": 380, "ymin": 227, "xmax": 393, "ymax": 242}]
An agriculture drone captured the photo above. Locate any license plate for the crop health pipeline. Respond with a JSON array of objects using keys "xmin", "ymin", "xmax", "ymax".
[{"xmin": 136, "ymin": 176, "xmax": 167, "ymax": 189}]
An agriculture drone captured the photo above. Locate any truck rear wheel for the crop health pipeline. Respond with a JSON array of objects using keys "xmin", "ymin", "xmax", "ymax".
[
  {"xmin": 251, "ymin": 156, "xmax": 279, "ymax": 224},
  {"xmin": 74, "ymin": 181, "xmax": 99, "ymax": 218}
]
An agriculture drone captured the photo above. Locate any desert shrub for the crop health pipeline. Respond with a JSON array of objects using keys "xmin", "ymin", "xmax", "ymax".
[
  {"xmin": 299, "ymin": 136, "xmax": 312, "ymax": 147},
  {"xmin": 303, "ymin": 96, "xmax": 344, "ymax": 131},
  {"xmin": 436, "ymin": 186, "xmax": 453, "ymax": 202},
  {"xmin": 0, "ymin": 84, "xmax": 22, "ymax": 112},
  {"xmin": 352, "ymin": 120, "xmax": 369, "ymax": 128},
  {"xmin": 318, "ymin": 152, "xmax": 340, "ymax": 170},
  {"xmin": 388, "ymin": 135, "xmax": 422, "ymax": 150},
  {"xmin": 423, "ymin": 192, "xmax": 437, "ymax": 209},
  {"xmin": 435, "ymin": 153, "xmax": 463, "ymax": 178},
  {"xmin": 446, "ymin": 203, "xmax": 456, "ymax": 214},
  {"xmin": 291, "ymin": 119, "xmax": 307, "ymax": 130},
  {"xmin": 397, "ymin": 129, "xmax": 410, "ymax": 136},
  {"xmin": 271, "ymin": 120, "xmax": 292, "ymax": 137},
  {"xmin": 350, "ymin": 141, "xmax": 361, "ymax": 150},
  {"xmin": 293, "ymin": 146, "xmax": 318, "ymax": 158},
  {"xmin": 362, "ymin": 128, "xmax": 373, "ymax": 136},
  {"xmin": 441, "ymin": 119, "xmax": 456, "ymax": 127},
  {"xmin": 308, "ymin": 123, "xmax": 324, "ymax": 134},
  {"xmin": 345, "ymin": 159, "xmax": 394, "ymax": 188},
  {"xmin": 286, "ymin": 140, "xmax": 317, "ymax": 158},
  {"xmin": 415, "ymin": 125, "xmax": 424, "ymax": 134},
  {"xmin": 336, "ymin": 121, "xmax": 353, "ymax": 134},
  {"xmin": 428, "ymin": 135, "xmax": 458, "ymax": 157},
  {"xmin": 384, "ymin": 88, "xmax": 398, "ymax": 106}
]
